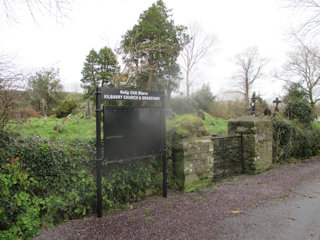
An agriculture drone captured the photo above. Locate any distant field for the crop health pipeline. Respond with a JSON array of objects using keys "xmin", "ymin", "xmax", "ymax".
[{"xmin": 8, "ymin": 112, "xmax": 229, "ymax": 139}]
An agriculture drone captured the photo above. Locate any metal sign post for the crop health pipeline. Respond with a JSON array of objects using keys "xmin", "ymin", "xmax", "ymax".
[
  {"xmin": 95, "ymin": 87, "xmax": 102, "ymax": 218},
  {"xmin": 95, "ymin": 87, "xmax": 167, "ymax": 218},
  {"xmin": 161, "ymin": 96, "xmax": 167, "ymax": 197}
]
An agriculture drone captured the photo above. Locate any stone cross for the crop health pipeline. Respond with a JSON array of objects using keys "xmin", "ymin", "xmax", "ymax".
[
  {"xmin": 251, "ymin": 92, "xmax": 258, "ymax": 115},
  {"xmin": 273, "ymin": 97, "xmax": 281, "ymax": 114}
]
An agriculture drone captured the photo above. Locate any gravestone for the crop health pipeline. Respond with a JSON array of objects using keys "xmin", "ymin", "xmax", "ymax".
[
  {"xmin": 228, "ymin": 116, "xmax": 272, "ymax": 174},
  {"xmin": 197, "ymin": 109, "xmax": 205, "ymax": 120},
  {"xmin": 264, "ymin": 108, "xmax": 271, "ymax": 116},
  {"xmin": 86, "ymin": 100, "xmax": 91, "ymax": 119}
]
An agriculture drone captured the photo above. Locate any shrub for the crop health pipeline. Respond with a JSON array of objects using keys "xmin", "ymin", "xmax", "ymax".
[
  {"xmin": 55, "ymin": 99, "xmax": 78, "ymax": 118},
  {"xmin": 0, "ymin": 132, "xmax": 170, "ymax": 239},
  {"xmin": 190, "ymin": 84, "xmax": 215, "ymax": 113},
  {"xmin": 170, "ymin": 85, "xmax": 215, "ymax": 115},
  {"xmin": 272, "ymin": 117, "xmax": 320, "ymax": 163},
  {"xmin": 283, "ymin": 82, "xmax": 314, "ymax": 125},
  {"xmin": 284, "ymin": 100, "xmax": 313, "ymax": 125},
  {"xmin": 0, "ymin": 161, "xmax": 42, "ymax": 239},
  {"xmin": 167, "ymin": 114, "xmax": 208, "ymax": 140},
  {"xmin": 170, "ymin": 97, "xmax": 195, "ymax": 114},
  {"xmin": 210, "ymin": 100, "xmax": 246, "ymax": 119}
]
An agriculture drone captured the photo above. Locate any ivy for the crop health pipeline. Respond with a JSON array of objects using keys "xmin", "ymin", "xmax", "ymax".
[
  {"xmin": 0, "ymin": 133, "xmax": 170, "ymax": 239},
  {"xmin": 272, "ymin": 117, "xmax": 320, "ymax": 163}
]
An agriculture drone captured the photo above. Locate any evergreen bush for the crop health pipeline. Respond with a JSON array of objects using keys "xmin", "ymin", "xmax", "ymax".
[
  {"xmin": 272, "ymin": 118, "xmax": 320, "ymax": 163},
  {"xmin": 55, "ymin": 99, "xmax": 78, "ymax": 118}
]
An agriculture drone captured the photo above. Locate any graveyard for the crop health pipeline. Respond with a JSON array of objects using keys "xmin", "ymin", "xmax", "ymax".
[
  {"xmin": 2, "ymin": 0, "xmax": 320, "ymax": 239},
  {"xmin": 2, "ymin": 86, "xmax": 320, "ymax": 239}
]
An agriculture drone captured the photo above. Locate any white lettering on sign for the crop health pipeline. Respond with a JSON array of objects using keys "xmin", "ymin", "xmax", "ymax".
[
  {"xmin": 141, "ymin": 96, "xmax": 160, "ymax": 101},
  {"xmin": 104, "ymin": 95, "xmax": 123, "ymax": 100},
  {"xmin": 119, "ymin": 90, "xmax": 129, "ymax": 95},
  {"xmin": 138, "ymin": 91, "xmax": 148, "ymax": 96},
  {"xmin": 123, "ymin": 95, "xmax": 139, "ymax": 100},
  {"xmin": 102, "ymin": 89, "xmax": 161, "ymax": 101}
]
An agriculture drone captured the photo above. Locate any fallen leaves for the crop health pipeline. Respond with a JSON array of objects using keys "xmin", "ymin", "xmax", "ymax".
[
  {"xmin": 10, "ymin": 156, "xmax": 20, "ymax": 165},
  {"xmin": 304, "ymin": 194, "xmax": 315, "ymax": 198},
  {"xmin": 230, "ymin": 210, "xmax": 242, "ymax": 215},
  {"xmin": 245, "ymin": 205, "xmax": 257, "ymax": 210},
  {"xmin": 279, "ymin": 194, "xmax": 290, "ymax": 200}
]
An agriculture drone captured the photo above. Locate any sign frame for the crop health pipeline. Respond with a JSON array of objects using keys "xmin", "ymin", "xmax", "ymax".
[{"xmin": 95, "ymin": 87, "xmax": 167, "ymax": 218}]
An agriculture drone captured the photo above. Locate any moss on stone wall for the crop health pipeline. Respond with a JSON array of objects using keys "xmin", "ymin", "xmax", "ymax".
[
  {"xmin": 172, "ymin": 136, "xmax": 214, "ymax": 192},
  {"xmin": 228, "ymin": 116, "xmax": 273, "ymax": 174},
  {"xmin": 167, "ymin": 114, "xmax": 208, "ymax": 141}
]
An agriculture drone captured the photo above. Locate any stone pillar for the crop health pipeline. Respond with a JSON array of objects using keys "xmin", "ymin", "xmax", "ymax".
[
  {"xmin": 228, "ymin": 116, "xmax": 272, "ymax": 174},
  {"xmin": 172, "ymin": 136, "xmax": 214, "ymax": 192}
]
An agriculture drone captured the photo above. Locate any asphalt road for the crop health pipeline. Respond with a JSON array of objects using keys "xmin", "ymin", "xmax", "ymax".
[{"xmin": 218, "ymin": 172, "xmax": 320, "ymax": 240}]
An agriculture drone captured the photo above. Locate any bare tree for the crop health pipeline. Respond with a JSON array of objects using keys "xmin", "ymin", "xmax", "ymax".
[
  {"xmin": 231, "ymin": 47, "xmax": 268, "ymax": 104},
  {"xmin": 180, "ymin": 22, "xmax": 218, "ymax": 99},
  {"xmin": 0, "ymin": 55, "xmax": 24, "ymax": 131},
  {"xmin": 1, "ymin": 0, "xmax": 70, "ymax": 23},
  {"xmin": 285, "ymin": 0, "xmax": 320, "ymax": 37},
  {"xmin": 282, "ymin": 43, "xmax": 320, "ymax": 108}
]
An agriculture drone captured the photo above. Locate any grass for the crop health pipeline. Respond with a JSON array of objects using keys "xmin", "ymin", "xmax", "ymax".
[
  {"xmin": 145, "ymin": 216, "xmax": 153, "ymax": 221},
  {"xmin": 193, "ymin": 197, "xmax": 205, "ymax": 202},
  {"xmin": 167, "ymin": 112, "xmax": 228, "ymax": 137},
  {"xmin": 203, "ymin": 112, "xmax": 229, "ymax": 136},
  {"xmin": 144, "ymin": 208, "xmax": 151, "ymax": 214},
  {"xmin": 8, "ymin": 111, "xmax": 229, "ymax": 139},
  {"xmin": 7, "ymin": 116, "xmax": 96, "ymax": 139},
  {"xmin": 312, "ymin": 121, "xmax": 320, "ymax": 130}
]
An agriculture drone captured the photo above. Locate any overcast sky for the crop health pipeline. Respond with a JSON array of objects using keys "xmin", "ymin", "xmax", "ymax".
[{"xmin": 0, "ymin": 0, "xmax": 306, "ymax": 101}]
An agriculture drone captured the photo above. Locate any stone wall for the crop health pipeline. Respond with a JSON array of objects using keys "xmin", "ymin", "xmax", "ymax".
[
  {"xmin": 171, "ymin": 116, "xmax": 273, "ymax": 192},
  {"xmin": 212, "ymin": 136, "xmax": 243, "ymax": 181},
  {"xmin": 228, "ymin": 116, "xmax": 273, "ymax": 174},
  {"xmin": 172, "ymin": 136, "xmax": 214, "ymax": 192}
]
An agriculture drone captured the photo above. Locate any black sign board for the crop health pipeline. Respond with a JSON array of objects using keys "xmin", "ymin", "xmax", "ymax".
[
  {"xmin": 95, "ymin": 87, "xmax": 167, "ymax": 218},
  {"xmin": 103, "ymin": 106, "xmax": 162, "ymax": 162}
]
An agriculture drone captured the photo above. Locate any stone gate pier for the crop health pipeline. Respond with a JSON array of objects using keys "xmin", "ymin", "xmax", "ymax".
[
  {"xmin": 172, "ymin": 136, "xmax": 214, "ymax": 192},
  {"xmin": 228, "ymin": 116, "xmax": 273, "ymax": 174}
]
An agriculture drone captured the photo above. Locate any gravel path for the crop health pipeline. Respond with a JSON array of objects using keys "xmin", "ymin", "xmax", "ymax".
[
  {"xmin": 219, "ymin": 174, "xmax": 320, "ymax": 240},
  {"xmin": 34, "ymin": 158, "xmax": 320, "ymax": 240}
]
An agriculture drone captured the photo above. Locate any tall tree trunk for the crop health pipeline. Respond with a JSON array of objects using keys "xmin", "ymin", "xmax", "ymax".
[
  {"xmin": 146, "ymin": 56, "xmax": 154, "ymax": 91},
  {"xmin": 142, "ymin": 56, "xmax": 154, "ymax": 107},
  {"xmin": 245, "ymin": 78, "xmax": 249, "ymax": 104},
  {"xmin": 186, "ymin": 68, "xmax": 190, "ymax": 99}
]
